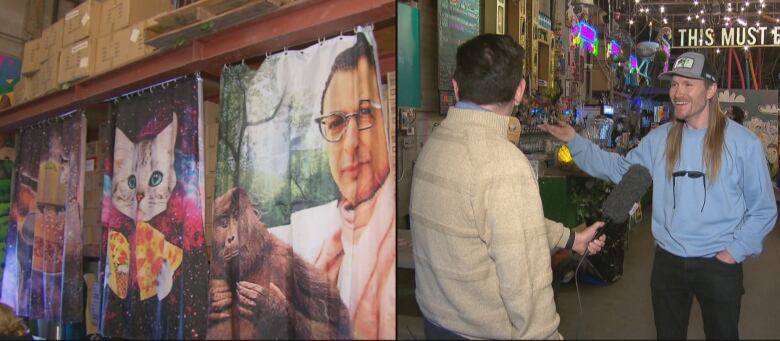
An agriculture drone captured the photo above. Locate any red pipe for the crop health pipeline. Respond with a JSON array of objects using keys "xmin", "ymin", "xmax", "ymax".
[
  {"xmin": 728, "ymin": 48, "xmax": 732, "ymax": 88},
  {"xmin": 747, "ymin": 52, "xmax": 759, "ymax": 90},
  {"xmin": 731, "ymin": 48, "xmax": 746, "ymax": 90}
]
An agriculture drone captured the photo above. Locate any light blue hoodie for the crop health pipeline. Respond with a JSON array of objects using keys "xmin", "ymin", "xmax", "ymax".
[{"xmin": 568, "ymin": 120, "xmax": 777, "ymax": 262}]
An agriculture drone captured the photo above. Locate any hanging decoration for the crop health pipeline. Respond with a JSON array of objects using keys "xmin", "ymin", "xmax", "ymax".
[
  {"xmin": 607, "ymin": 40, "xmax": 621, "ymax": 60},
  {"xmin": 629, "ymin": 54, "xmax": 639, "ymax": 74},
  {"xmin": 98, "ymin": 76, "xmax": 208, "ymax": 339},
  {"xmin": 210, "ymin": 25, "xmax": 394, "ymax": 340},
  {"xmin": 0, "ymin": 113, "xmax": 85, "ymax": 323},
  {"xmin": 571, "ymin": 20, "xmax": 599, "ymax": 56}
]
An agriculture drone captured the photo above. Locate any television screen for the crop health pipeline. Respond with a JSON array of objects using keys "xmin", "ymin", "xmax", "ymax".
[{"xmin": 603, "ymin": 105, "xmax": 614, "ymax": 117}]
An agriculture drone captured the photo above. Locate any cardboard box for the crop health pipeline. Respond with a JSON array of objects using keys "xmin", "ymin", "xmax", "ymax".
[
  {"xmin": 40, "ymin": 20, "xmax": 64, "ymax": 58},
  {"xmin": 83, "ymin": 207, "xmax": 101, "ymax": 245},
  {"xmin": 95, "ymin": 21, "xmax": 153, "ymax": 75},
  {"xmin": 36, "ymin": 51, "xmax": 61, "ymax": 97},
  {"xmin": 63, "ymin": 0, "xmax": 102, "ymax": 46},
  {"xmin": 21, "ymin": 39, "xmax": 41, "ymax": 75},
  {"xmin": 58, "ymin": 38, "xmax": 97, "ymax": 85},
  {"xmin": 14, "ymin": 76, "xmax": 33, "ymax": 104},
  {"xmin": 98, "ymin": 0, "xmax": 172, "ymax": 37}
]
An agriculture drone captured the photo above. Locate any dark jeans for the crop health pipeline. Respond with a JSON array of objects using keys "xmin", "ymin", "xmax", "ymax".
[
  {"xmin": 651, "ymin": 247, "xmax": 744, "ymax": 340},
  {"xmin": 423, "ymin": 315, "xmax": 467, "ymax": 340}
]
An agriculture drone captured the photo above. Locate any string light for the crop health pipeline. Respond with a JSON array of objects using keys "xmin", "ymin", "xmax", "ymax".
[
  {"xmin": 694, "ymin": 0, "xmax": 698, "ymax": 4},
  {"xmin": 701, "ymin": 18, "xmax": 706, "ymax": 24},
  {"xmin": 688, "ymin": 16, "xmax": 692, "ymax": 21},
  {"xmin": 663, "ymin": 17, "xmax": 668, "ymax": 24},
  {"xmin": 716, "ymin": 48, "xmax": 721, "ymax": 53},
  {"xmin": 660, "ymin": 5, "xmax": 665, "ymax": 13},
  {"xmin": 629, "ymin": 19, "xmax": 634, "ymax": 25}
]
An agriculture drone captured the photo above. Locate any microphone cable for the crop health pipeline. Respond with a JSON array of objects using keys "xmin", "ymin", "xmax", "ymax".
[{"xmin": 573, "ymin": 247, "xmax": 591, "ymax": 340}]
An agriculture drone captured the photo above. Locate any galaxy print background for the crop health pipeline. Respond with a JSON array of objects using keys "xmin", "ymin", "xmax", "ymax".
[
  {"xmin": 0, "ymin": 114, "xmax": 85, "ymax": 323},
  {"xmin": 98, "ymin": 77, "xmax": 208, "ymax": 339}
]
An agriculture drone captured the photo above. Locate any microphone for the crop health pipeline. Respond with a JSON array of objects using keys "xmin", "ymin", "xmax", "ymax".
[{"xmin": 594, "ymin": 164, "xmax": 653, "ymax": 240}]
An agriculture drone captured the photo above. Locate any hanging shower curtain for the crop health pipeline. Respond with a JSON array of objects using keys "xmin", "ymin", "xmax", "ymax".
[
  {"xmin": 98, "ymin": 76, "xmax": 209, "ymax": 339},
  {"xmin": 0, "ymin": 113, "xmax": 85, "ymax": 323},
  {"xmin": 208, "ymin": 26, "xmax": 395, "ymax": 339}
]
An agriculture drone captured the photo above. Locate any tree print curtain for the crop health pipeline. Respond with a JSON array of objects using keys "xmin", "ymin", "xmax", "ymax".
[
  {"xmin": 208, "ymin": 26, "xmax": 395, "ymax": 339},
  {"xmin": 97, "ymin": 76, "xmax": 209, "ymax": 339},
  {"xmin": 0, "ymin": 113, "xmax": 85, "ymax": 323}
]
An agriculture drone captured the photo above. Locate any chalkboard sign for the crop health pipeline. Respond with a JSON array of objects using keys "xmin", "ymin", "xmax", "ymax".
[{"xmin": 438, "ymin": 0, "xmax": 480, "ymax": 91}]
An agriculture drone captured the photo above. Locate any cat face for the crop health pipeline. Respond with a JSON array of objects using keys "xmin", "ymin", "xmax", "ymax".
[{"xmin": 112, "ymin": 115, "xmax": 178, "ymax": 222}]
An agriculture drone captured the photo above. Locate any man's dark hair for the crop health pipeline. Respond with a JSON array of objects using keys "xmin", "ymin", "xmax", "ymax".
[
  {"xmin": 453, "ymin": 34, "xmax": 525, "ymax": 105},
  {"xmin": 320, "ymin": 32, "xmax": 376, "ymax": 115}
]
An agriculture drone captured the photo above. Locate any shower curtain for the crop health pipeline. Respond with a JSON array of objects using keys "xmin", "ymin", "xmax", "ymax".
[
  {"xmin": 0, "ymin": 113, "xmax": 85, "ymax": 323},
  {"xmin": 208, "ymin": 26, "xmax": 395, "ymax": 339},
  {"xmin": 97, "ymin": 76, "xmax": 209, "ymax": 339}
]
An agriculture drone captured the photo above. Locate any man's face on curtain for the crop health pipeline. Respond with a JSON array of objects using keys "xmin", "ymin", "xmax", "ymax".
[{"xmin": 321, "ymin": 55, "xmax": 389, "ymax": 208}]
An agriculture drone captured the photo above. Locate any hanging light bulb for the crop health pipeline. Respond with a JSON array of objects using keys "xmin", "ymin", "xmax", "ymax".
[
  {"xmin": 663, "ymin": 17, "xmax": 668, "ymax": 24},
  {"xmin": 759, "ymin": 10, "xmax": 762, "ymax": 14},
  {"xmin": 728, "ymin": 7, "xmax": 732, "ymax": 12},
  {"xmin": 635, "ymin": 0, "xmax": 639, "ymax": 2},
  {"xmin": 688, "ymin": 15, "xmax": 692, "ymax": 21},
  {"xmin": 649, "ymin": 21, "xmax": 653, "ymax": 26},
  {"xmin": 629, "ymin": 19, "xmax": 634, "ymax": 25},
  {"xmin": 700, "ymin": 9, "xmax": 704, "ymax": 14},
  {"xmin": 696, "ymin": 14, "xmax": 700, "ymax": 19},
  {"xmin": 744, "ymin": 45, "xmax": 749, "ymax": 50},
  {"xmin": 660, "ymin": 5, "xmax": 665, "ymax": 13},
  {"xmin": 694, "ymin": 0, "xmax": 699, "ymax": 4},
  {"xmin": 716, "ymin": 48, "xmax": 721, "ymax": 53},
  {"xmin": 756, "ymin": 21, "xmax": 760, "ymax": 26},
  {"xmin": 701, "ymin": 18, "xmax": 706, "ymax": 24}
]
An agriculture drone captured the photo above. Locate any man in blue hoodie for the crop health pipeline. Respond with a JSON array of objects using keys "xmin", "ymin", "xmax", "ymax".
[{"xmin": 540, "ymin": 51, "xmax": 777, "ymax": 339}]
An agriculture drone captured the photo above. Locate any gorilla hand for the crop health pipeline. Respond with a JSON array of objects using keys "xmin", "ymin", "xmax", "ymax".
[
  {"xmin": 236, "ymin": 281, "xmax": 288, "ymax": 320},
  {"xmin": 209, "ymin": 279, "xmax": 232, "ymax": 321}
]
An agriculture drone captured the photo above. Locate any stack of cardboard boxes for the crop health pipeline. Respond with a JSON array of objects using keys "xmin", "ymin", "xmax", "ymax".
[
  {"xmin": 83, "ymin": 122, "xmax": 110, "ymax": 248},
  {"xmin": 16, "ymin": 0, "xmax": 172, "ymax": 103},
  {"xmin": 94, "ymin": 0, "xmax": 172, "ymax": 75}
]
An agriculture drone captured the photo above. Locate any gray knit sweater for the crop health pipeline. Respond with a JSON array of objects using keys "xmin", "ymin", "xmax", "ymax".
[{"xmin": 410, "ymin": 107, "xmax": 570, "ymax": 339}]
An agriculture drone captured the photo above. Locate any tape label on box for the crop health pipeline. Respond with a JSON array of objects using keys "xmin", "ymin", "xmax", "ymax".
[
  {"xmin": 82, "ymin": 13, "xmax": 90, "ymax": 27},
  {"xmin": 66, "ymin": 9, "xmax": 80, "ymax": 21},
  {"xmin": 130, "ymin": 29, "xmax": 140, "ymax": 43},
  {"xmin": 72, "ymin": 40, "xmax": 89, "ymax": 53},
  {"xmin": 80, "ymin": 57, "xmax": 89, "ymax": 68}
]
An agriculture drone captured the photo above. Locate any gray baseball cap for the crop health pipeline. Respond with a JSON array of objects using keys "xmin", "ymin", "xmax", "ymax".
[{"xmin": 658, "ymin": 52, "xmax": 717, "ymax": 83}]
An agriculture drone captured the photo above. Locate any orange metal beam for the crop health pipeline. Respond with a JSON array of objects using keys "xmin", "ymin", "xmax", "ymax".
[{"xmin": 0, "ymin": 0, "xmax": 396, "ymax": 132}]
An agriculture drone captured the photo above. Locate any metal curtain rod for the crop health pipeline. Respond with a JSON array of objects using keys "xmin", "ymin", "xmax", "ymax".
[
  {"xmin": 18, "ymin": 109, "xmax": 80, "ymax": 132},
  {"xmin": 103, "ymin": 74, "xmax": 194, "ymax": 104}
]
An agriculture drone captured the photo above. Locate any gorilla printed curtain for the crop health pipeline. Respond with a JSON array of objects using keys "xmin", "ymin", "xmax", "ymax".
[
  {"xmin": 210, "ymin": 26, "xmax": 395, "ymax": 339},
  {"xmin": 97, "ymin": 76, "xmax": 209, "ymax": 339},
  {"xmin": 1, "ymin": 114, "xmax": 85, "ymax": 322}
]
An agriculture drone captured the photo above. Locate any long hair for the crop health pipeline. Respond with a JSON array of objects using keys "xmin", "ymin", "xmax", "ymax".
[{"xmin": 665, "ymin": 80, "xmax": 726, "ymax": 183}]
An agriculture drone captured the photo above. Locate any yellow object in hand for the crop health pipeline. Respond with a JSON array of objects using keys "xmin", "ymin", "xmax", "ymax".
[{"xmin": 557, "ymin": 145, "xmax": 574, "ymax": 166}]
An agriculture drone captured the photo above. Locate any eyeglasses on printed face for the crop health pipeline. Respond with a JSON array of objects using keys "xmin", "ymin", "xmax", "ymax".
[
  {"xmin": 315, "ymin": 99, "xmax": 380, "ymax": 143},
  {"xmin": 672, "ymin": 170, "xmax": 707, "ymax": 212}
]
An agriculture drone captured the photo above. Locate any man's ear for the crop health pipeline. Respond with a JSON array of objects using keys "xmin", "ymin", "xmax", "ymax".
[
  {"xmin": 706, "ymin": 82, "xmax": 717, "ymax": 100},
  {"xmin": 513, "ymin": 78, "xmax": 527, "ymax": 105},
  {"xmin": 452, "ymin": 79, "xmax": 460, "ymax": 102}
]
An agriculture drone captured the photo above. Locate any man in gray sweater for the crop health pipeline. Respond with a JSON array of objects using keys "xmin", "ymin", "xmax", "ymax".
[{"xmin": 410, "ymin": 34, "xmax": 607, "ymax": 339}]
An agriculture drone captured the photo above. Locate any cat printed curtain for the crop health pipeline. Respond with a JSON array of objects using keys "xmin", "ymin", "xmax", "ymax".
[
  {"xmin": 98, "ymin": 77, "xmax": 209, "ymax": 339},
  {"xmin": 209, "ymin": 26, "xmax": 395, "ymax": 339},
  {"xmin": 0, "ymin": 114, "xmax": 85, "ymax": 322}
]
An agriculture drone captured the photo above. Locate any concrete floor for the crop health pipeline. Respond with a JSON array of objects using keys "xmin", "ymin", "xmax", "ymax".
[{"xmin": 398, "ymin": 207, "xmax": 780, "ymax": 339}]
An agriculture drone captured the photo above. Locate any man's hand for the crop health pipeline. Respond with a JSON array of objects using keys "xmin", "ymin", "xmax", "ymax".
[
  {"xmin": 715, "ymin": 250, "xmax": 737, "ymax": 264},
  {"xmin": 538, "ymin": 121, "xmax": 577, "ymax": 143},
  {"xmin": 572, "ymin": 221, "xmax": 606, "ymax": 255}
]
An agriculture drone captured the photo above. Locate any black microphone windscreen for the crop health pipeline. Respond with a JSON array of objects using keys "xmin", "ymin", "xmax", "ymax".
[{"xmin": 601, "ymin": 164, "xmax": 653, "ymax": 224}]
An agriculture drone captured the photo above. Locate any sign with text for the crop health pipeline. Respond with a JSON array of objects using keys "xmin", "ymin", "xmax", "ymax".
[{"xmin": 673, "ymin": 26, "xmax": 780, "ymax": 48}]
